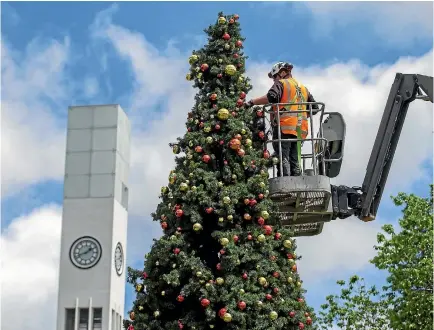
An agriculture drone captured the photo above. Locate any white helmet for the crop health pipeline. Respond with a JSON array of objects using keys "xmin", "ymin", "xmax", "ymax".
[{"xmin": 268, "ymin": 61, "xmax": 293, "ymax": 78}]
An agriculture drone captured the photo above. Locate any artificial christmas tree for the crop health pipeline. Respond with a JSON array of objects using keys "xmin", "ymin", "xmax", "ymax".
[{"xmin": 124, "ymin": 12, "xmax": 314, "ymax": 330}]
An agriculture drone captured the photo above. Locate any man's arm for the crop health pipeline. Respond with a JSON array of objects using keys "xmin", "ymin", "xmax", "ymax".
[{"xmin": 248, "ymin": 81, "xmax": 283, "ymax": 106}]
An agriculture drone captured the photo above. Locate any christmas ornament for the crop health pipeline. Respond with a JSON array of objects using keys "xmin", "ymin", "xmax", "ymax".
[
  {"xmin": 243, "ymin": 213, "xmax": 252, "ymax": 221},
  {"xmin": 236, "ymin": 40, "xmax": 243, "ymax": 47},
  {"xmin": 299, "ymin": 323, "xmax": 305, "ymax": 329},
  {"xmin": 283, "ymin": 240, "xmax": 292, "ymax": 248},
  {"xmin": 236, "ymin": 99, "xmax": 244, "ymax": 107},
  {"xmin": 201, "ymin": 63, "xmax": 209, "ymax": 71},
  {"xmin": 306, "ymin": 317, "xmax": 312, "ymax": 325},
  {"xmin": 217, "ymin": 73, "xmax": 223, "ymax": 78},
  {"xmin": 233, "ymin": 53, "xmax": 239, "ymax": 59},
  {"xmin": 289, "ymin": 311, "xmax": 296, "ymax": 318},
  {"xmin": 258, "ymin": 277, "xmax": 267, "ymax": 286},
  {"xmin": 223, "ymin": 196, "xmax": 231, "ymax": 204},
  {"xmin": 222, "ymin": 33, "xmax": 231, "ymax": 40},
  {"xmin": 266, "ymin": 294, "xmax": 272, "ymax": 300},
  {"xmin": 215, "ymin": 124, "xmax": 221, "ymax": 130},
  {"xmin": 242, "ymin": 273, "xmax": 248, "ymax": 279},
  {"xmin": 218, "ymin": 16, "xmax": 226, "ymax": 24},
  {"xmin": 263, "ymin": 150, "xmax": 270, "ymax": 159},
  {"xmin": 202, "ymin": 154, "xmax": 211, "ymax": 163},
  {"xmin": 229, "ymin": 138, "xmax": 241, "ymax": 150},
  {"xmin": 261, "ymin": 210, "xmax": 270, "ymax": 219},
  {"xmin": 205, "ymin": 207, "xmax": 214, "ymax": 214},
  {"xmin": 224, "ymin": 44, "xmax": 230, "ymax": 50},
  {"xmin": 225, "ymin": 64, "xmax": 237, "ymax": 75},
  {"xmin": 193, "ymin": 223, "xmax": 203, "ymax": 231},
  {"xmin": 217, "ymin": 108, "xmax": 229, "ymax": 120},
  {"xmin": 292, "ymin": 264, "xmax": 298, "ymax": 272},
  {"xmin": 161, "ymin": 291, "xmax": 166, "ymax": 296},
  {"xmin": 234, "ymin": 14, "xmax": 240, "ymax": 20},
  {"xmin": 237, "ymin": 149, "xmax": 245, "ymax": 157},
  {"xmin": 233, "ymin": 235, "xmax": 239, "ymax": 242},
  {"xmin": 179, "ymin": 183, "xmax": 189, "ymax": 192},
  {"xmin": 220, "ymin": 237, "xmax": 229, "ymax": 246},
  {"xmin": 270, "ymin": 311, "xmax": 278, "ymax": 320},
  {"xmin": 275, "ymin": 232, "xmax": 282, "ymax": 240},
  {"xmin": 223, "ymin": 313, "xmax": 232, "ymax": 322},
  {"xmin": 257, "ymin": 234, "xmax": 266, "ymax": 242},
  {"xmin": 216, "ymin": 277, "xmax": 224, "ymax": 285},
  {"xmin": 189, "ymin": 54, "xmax": 199, "ymax": 64},
  {"xmin": 177, "ymin": 295, "xmax": 185, "ymax": 302},
  {"xmin": 130, "ymin": 311, "xmax": 135, "ymax": 320},
  {"xmin": 175, "ymin": 209, "xmax": 184, "ymax": 217},
  {"xmin": 161, "ymin": 222, "xmax": 168, "ymax": 229},
  {"xmin": 201, "ymin": 298, "xmax": 210, "ymax": 307},
  {"xmin": 237, "ymin": 301, "xmax": 246, "ymax": 310},
  {"xmin": 154, "ymin": 311, "xmax": 160, "ymax": 317},
  {"xmin": 247, "ymin": 234, "xmax": 253, "ymax": 240},
  {"xmin": 186, "ymin": 73, "xmax": 192, "ymax": 81},
  {"xmin": 245, "ymin": 139, "xmax": 252, "ymax": 147},
  {"xmin": 174, "ymin": 248, "xmax": 181, "ymax": 255},
  {"xmin": 229, "ymin": 18, "xmax": 234, "ymax": 24}
]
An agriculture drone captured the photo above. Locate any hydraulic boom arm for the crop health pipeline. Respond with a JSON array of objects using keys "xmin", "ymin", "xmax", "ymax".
[{"xmin": 332, "ymin": 73, "xmax": 433, "ymax": 221}]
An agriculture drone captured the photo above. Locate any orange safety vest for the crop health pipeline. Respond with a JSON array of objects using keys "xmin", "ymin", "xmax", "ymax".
[{"xmin": 272, "ymin": 78, "xmax": 309, "ymax": 139}]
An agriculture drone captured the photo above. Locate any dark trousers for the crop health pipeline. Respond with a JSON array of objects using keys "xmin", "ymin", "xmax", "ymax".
[{"xmin": 272, "ymin": 130, "xmax": 301, "ymax": 177}]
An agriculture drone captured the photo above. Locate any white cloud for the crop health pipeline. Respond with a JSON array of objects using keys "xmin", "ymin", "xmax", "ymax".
[
  {"xmin": 298, "ymin": 2, "xmax": 433, "ymax": 47},
  {"xmin": 83, "ymin": 76, "xmax": 99, "ymax": 98},
  {"xmin": 1, "ymin": 205, "xmax": 62, "ymax": 330},
  {"xmin": 1, "ymin": 38, "xmax": 69, "ymax": 197}
]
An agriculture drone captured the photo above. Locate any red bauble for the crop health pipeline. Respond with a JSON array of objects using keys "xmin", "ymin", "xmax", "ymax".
[
  {"xmin": 233, "ymin": 53, "xmax": 239, "ymax": 59},
  {"xmin": 177, "ymin": 227, "xmax": 182, "ymax": 232},
  {"xmin": 201, "ymin": 298, "xmax": 210, "ymax": 307},
  {"xmin": 229, "ymin": 18, "xmax": 234, "ymax": 24},
  {"xmin": 161, "ymin": 222, "xmax": 168, "ymax": 229},
  {"xmin": 264, "ymin": 225, "xmax": 273, "ymax": 235},
  {"xmin": 258, "ymin": 193, "xmax": 264, "ymax": 199},
  {"xmin": 206, "ymin": 207, "xmax": 214, "ymax": 214},
  {"xmin": 256, "ymin": 110, "xmax": 264, "ymax": 117},
  {"xmin": 237, "ymin": 63, "xmax": 243, "ymax": 68},
  {"xmin": 202, "ymin": 154, "xmax": 211, "ymax": 163},
  {"xmin": 266, "ymin": 294, "xmax": 272, "ymax": 300},
  {"xmin": 199, "ymin": 122, "xmax": 204, "ymax": 128},
  {"xmin": 223, "ymin": 33, "xmax": 230, "ymax": 40},
  {"xmin": 273, "ymin": 271, "xmax": 280, "ymax": 278},
  {"xmin": 178, "ymin": 322, "xmax": 184, "ymax": 329},
  {"xmin": 287, "ymin": 253, "xmax": 294, "ymax": 259},
  {"xmin": 297, "ymin": 298, "xmax": 304, "ymax": 303},
  {"xmin": 200, "ymin": 63, "xmax": 209, "ymax": 71},
  {"xmin": 174, "ymin": 248, "xmax": 181, "ymax": 254},
  {"xmin": 257, "ymin": 217, "xmax": 265, "ymax": 226},
  {"xmin": 275, "ymin": 232, "xmax": 282, "ymax": 240},
  {"xmin": 242, "ymin": 273, "xmax": 248, "ymax": 279},
  {"xmin": 233, "ymin": 235, "xmax": 239, "ymax": 242},
  {"xmin": 187, "ymin": 127, "xmax": 192, "ymax": 132},
  {"xmin": 235, "ymin": 134, "xmax": 242, "ymax": 140},
  {"xmin": 240, "ymin": 91, "xmax": 246, "ymax": 99},
  {"xmin": 216, "ymin": 263, "xmax": 222, "ymax": 270},
  {"xmin": 175, "ymin": 209, "xmax": 184, "ymax": 217},
  {"xmin": 220, "ymin": 140, "xmax": 225, "ymax": 145},
  {"xmin": 195, "ymin": 146, "xmax": 203, "ymax": 153},
  {"xmin": 306, "ymin": 317, "xmax": 312, "ymax": 325},
  {"xmin": 292, "ymin": 264, "xmax": 298, "ymax": 272},
  {"xmin": 249, "ymin": 199, "xmax": 257, "ymax": 207},
  {"xmin": 236, "ymin": 99, "xmax": 244, "ymax": 107},
  {"xmin": 224, "ymin": 160, "xmax": 228, "ymax": 165},
  {"xmin": 305, "ymin": 312, "xmax": 310, "ymax": 317},
  {"xmin": 219, "ymin": 308, "xmax": 227, "ymax": 318},
  {"xmin": 210, "ymin": 93, "xmax": 217, "ymax": 100},
  {"xmin": 217, "ymin": 73, "xmax": 223, "ymax": 78},
  {"xmin": 143, "ymin": 272, "xmax": 148, "ymax": 279},
  {"xmin": 299, "ymin": 323, "xmax": 305, "ymax": 330},
  {"xmin": 236, "ymin": 40, "xmax": 242, "ymax": 47},
  {"xmin": 220, "ymin": 249, "xmax": 225, "ymax": 255},
  {"xmin": 177, "ymin": 295, "xmax": 184, "ymax": 302},
  {"xmin": 237, "ymin": 148, "xmax": 245, "ymax": 157},
  {"xmin": 244, "ymin": 198, "xmax": 250, "ymax": 205},
  {"xmin": 215, "ymin": 124, "xmax": 221, "ymax": 130},
  {"xmin": 247, "ymin": 234, "xmax": 253, "ymax": 240},
  {"xmin": 237, "ymin": 301, "xmax": 246, "ymax": 310},
  {"xmin": 258, "ymin": 131, "xmax": 265, "ymax": 139},
  {"xmin": 174, "ymin": 204, "xmax": 181, "ymax": 210},
  {"xmin": 273, "ymin": 287, "xmax": 279, "ymax": 294},
  {"xmin": 263, "ymin": 150, "xmax": 270, "ymax": 159},
  {"xmin": 270, "ymin": 255, "xmax": 277, "ymax": 261},
  {"xmin": 232, "ymin": 111, "xmax": 236, "ymax": 117},
  {"xmin": 289, "ymin": 311, "xmax": 295, "ymax": 318}
]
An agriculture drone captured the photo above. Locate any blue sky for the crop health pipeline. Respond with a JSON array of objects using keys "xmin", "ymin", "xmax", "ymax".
[{"xmin": 1, "ymin": 2, "xmax": 433, "ymax": 329}]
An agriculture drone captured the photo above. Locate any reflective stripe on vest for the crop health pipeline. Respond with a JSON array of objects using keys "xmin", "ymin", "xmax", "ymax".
[{"xmin": 274, "ymin": 78, "xmax": 309, "ymax": 138}]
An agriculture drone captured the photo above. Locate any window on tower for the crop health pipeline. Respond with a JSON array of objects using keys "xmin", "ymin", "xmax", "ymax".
[
  {"xmin": 79, "ymin": 308, "xmax": 89, "ymax": 330},
  {"xmin": 112, "ymin": 309, "xmax": 116, "ymax": 330},
  {"xmin": 93, "ymin": 308, "xmax": 102, "ymax": 330},
  {"xmin": 118, "ymin": 313, "xmax": 122, "ymax": 330},
  {"xmin": 65, "ymin": 308, "xmax": 75, "ymax": 330}
]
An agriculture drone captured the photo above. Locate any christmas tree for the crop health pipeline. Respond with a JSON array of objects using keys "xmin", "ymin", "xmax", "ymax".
[{"xmin": 124, "ymin": 12, "xmax": 314, "ymax": 330}]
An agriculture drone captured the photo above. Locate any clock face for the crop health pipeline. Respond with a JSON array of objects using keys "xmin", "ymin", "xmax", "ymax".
[
  {"xmin": 69, "ymin": 236, "xmax": 102, "ymax": 269},
  {"xmin": 114, "ymin": 242, "xmax": 124, "ymax": 276}
]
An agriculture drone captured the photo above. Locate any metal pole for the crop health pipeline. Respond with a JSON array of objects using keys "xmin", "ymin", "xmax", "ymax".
[
  {"xmin": 309, "ymin": 103, "xmax": 316, "ymax": 175},
  {"xmin": 276, "ymin": 106, "xmax": 284, "ymax": 177}
]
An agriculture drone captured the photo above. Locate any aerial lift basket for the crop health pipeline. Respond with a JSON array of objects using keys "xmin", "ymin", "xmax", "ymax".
[{"xmin": 263, "ymin": 102, "xmax": 346, "ymax": 237}]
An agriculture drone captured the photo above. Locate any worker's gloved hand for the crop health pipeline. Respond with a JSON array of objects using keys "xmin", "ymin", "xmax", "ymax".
[{"xmin": 245, "ymin": 100, "xmax": 254, "ymax": 108}]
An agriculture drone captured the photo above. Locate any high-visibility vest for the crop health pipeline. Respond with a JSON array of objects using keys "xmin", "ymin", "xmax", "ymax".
[{"xmin": 272, "ymin": 78, "xmax": 309, "ymax": 139}]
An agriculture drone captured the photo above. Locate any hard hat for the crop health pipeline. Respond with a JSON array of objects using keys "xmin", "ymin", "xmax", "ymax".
[{"xmin": 268, "ymin": 62, "xmax": 293, "ymax": 78}]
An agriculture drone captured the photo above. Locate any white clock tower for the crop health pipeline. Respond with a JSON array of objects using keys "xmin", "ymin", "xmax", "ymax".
[{"xmin": 56, "ymin": 104, "xmax": 131, "ymax": 330}]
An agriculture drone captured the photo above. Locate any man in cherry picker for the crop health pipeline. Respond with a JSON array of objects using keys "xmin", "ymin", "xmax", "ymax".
[{"xmin": 246, "ymin": 62, "xmax": 318, "ymax": 176}]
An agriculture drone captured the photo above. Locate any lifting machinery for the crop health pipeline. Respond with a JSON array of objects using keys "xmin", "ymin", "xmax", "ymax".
[{"xmin": 265, "ymin": 73, "xmax": 433, "ymax": 237}]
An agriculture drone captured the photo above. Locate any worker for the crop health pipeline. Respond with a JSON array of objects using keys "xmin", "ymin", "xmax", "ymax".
[{"xmin": 245, "ymin": 62, "xmax": 318, "ymax": 177}]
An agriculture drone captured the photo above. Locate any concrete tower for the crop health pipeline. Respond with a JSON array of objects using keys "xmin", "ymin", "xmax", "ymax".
[{"xmin": 56, "ymin": 104, "xmax": 131, "ymax": 330}]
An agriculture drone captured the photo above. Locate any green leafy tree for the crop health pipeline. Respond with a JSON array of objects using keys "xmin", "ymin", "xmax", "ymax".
[
  {"xmin": 123, "ymin": 12, "xmax": 314, "ymax": 330},
  {"xmin": 317, "ymin": 186, "xmax": 433, "ymax": 329}
]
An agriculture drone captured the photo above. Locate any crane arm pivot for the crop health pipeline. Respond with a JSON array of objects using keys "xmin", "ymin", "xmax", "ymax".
[{"xmin": 332, "ymin": 73, "xmax": 433, "ymax": 221}]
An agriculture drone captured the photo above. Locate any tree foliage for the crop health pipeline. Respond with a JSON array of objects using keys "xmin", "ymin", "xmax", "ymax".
[
  {"xmin": 317, "ymin": 185, "xmax": 433, "ymax": 329},
  {"xmin": 123, "ymin": 12, "xmax": 314, "ymax": 330}
]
